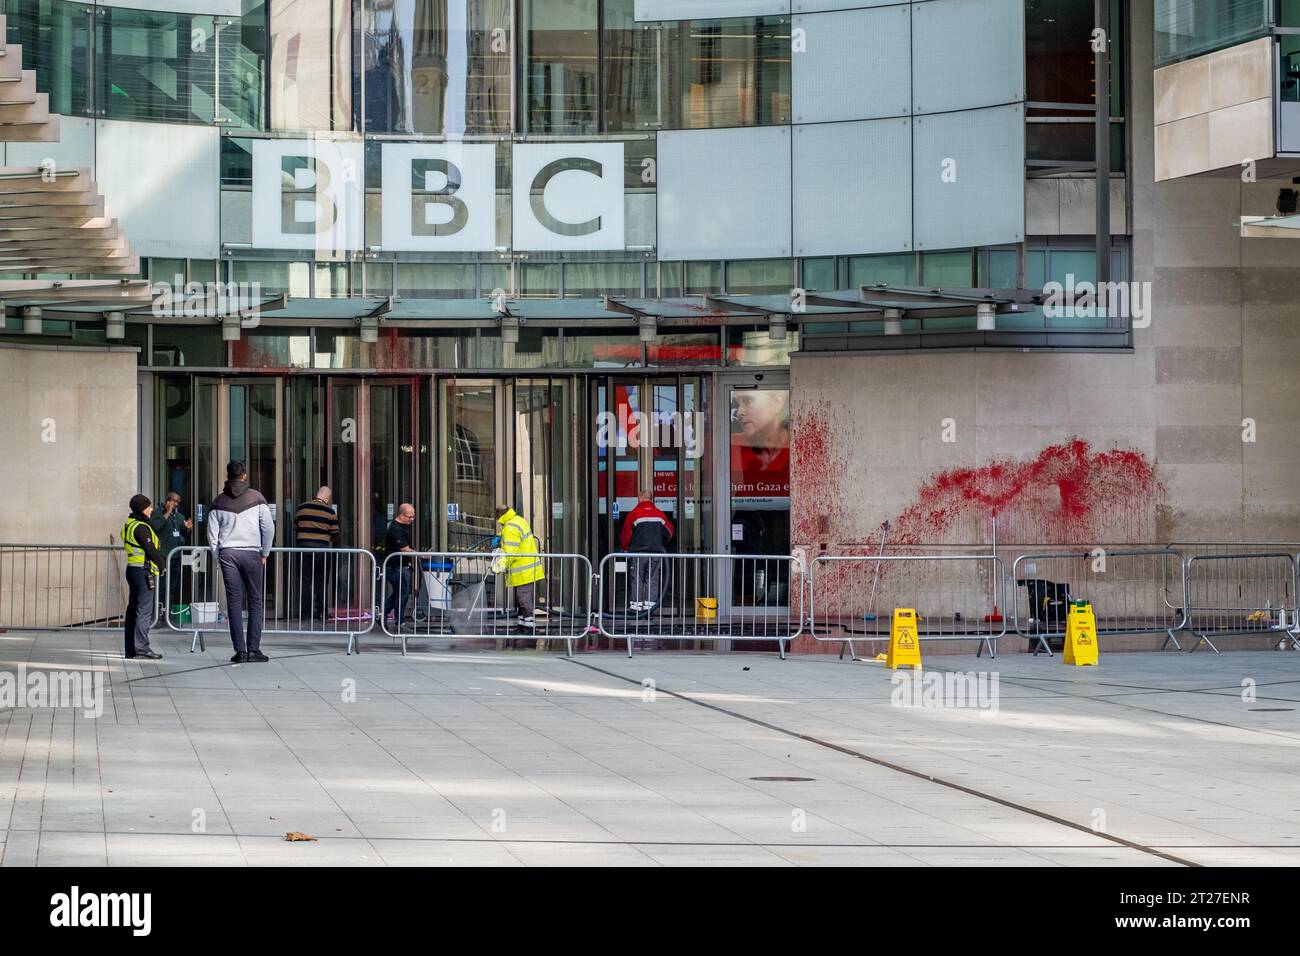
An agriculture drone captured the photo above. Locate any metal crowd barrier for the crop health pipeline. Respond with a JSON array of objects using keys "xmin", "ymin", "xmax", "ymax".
[
  {"xmin": 0, "ymin": 542, "xmax": 161, "ymax": 631},
  {"xmin": 1010, "ymin": 548, "xmax": 1187, "ymax": 655},
  {"xmin": 1184, "ymin": 553, "xmax": 1300, "ymax": 653},
  {"xmin": 164, "ymin": 546, "xmax": 378, "ymax": 654},
  {"xmin": 378, "ymin": 551, "xmax": 593, "ymax": 656},
  {"xmin": 808, "ymin": 553, "xmax": 1007, "ymax": 659},
  {"xmin": 597, "ymin": 552, "xmax": 803, "ymax": 658}
]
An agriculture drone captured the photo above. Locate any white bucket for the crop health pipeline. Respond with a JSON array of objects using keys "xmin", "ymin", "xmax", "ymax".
[{"xmin": 191, "ymin": 601, "xmax": 221, "ymax": 624}]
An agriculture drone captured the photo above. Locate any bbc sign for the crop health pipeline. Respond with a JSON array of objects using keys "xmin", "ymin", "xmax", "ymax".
[{"xmin": 250, "ymin": 140, "xmax": 626, "ymax": 253}]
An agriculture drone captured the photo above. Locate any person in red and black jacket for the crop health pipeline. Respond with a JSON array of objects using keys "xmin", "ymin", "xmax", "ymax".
[{"xmin": 619, "ymin": 491, "xmax": 674, "ymax": 614}]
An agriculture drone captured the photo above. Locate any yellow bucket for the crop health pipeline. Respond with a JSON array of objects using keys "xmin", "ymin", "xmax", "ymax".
[{"xmin": 696, "ymin": 597, "xmax": 718, "ymax": 620}]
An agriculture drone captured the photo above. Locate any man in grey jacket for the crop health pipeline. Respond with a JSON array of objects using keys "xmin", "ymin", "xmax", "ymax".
[{"xmin": 207, "ymin": 460, "xmax": 275, "ymax": 663}]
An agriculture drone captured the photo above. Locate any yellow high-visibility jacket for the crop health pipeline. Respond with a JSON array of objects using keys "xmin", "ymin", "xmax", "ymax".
[
  {"xmin": 491, "ymin": 508, "xmax": 545, "ymax": 587},
  {"xmin": 122, "ymin": 517, "xmax": 161, "ymax": 575}
]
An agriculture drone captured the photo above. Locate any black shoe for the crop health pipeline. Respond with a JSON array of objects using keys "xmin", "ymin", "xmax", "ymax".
[
  {"xmin": 231, "ymin": 652, "xmax": 248, "ymax": 663},
  {"xmin": 140, "ymin": 651, "xmax": 163, "ymax": 660},
  {"xmin": 512, "ymin": 625, "xmax": 536, "ymax": 637},
  {"xmin": 247, "ymin": 650, "xmax": 269, "ymax": 662}
]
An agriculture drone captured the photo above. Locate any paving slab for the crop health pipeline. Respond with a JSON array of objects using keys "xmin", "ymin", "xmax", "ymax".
[{"xmin": 1, "ymin": 630, "xmax": 1298, "ymax": 865}]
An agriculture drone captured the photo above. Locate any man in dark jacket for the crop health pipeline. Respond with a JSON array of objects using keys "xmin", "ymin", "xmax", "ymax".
[
  {"xmin": 620, "ymin": 490, "xmax": 674, "ymax": 614},
  {"xmin": 150, "ymin": 491, "xmax": 192, "ymax": 607},
  {"xmin": 208, "ymin": 461, "xmax": 275, "ymax": 663},
  {"xmin": 122, "ymin": 494, "xmax": 164, "ymax": 660}
]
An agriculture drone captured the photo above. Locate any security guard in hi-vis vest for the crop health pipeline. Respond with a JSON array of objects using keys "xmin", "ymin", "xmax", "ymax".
[
  {"xmin": 491, "ymin": 505, "xmax": 545, "ymax": 635},
  {"xmin": 122, "ymin": 494, "xmax": 164, "ymax": 660}
]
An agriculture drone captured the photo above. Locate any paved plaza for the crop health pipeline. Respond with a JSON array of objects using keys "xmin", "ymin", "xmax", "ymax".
[{"xmin": 1, "ymin": 627, "xmax": 1298, "ymax": 866}]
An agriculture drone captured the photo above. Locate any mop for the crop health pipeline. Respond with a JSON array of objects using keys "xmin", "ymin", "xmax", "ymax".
[
  {"xmin": 983, "ymin": 514, "xmax": 1004, "ymax": 624},
  {"xmin": 862, "ymin": 521, "xmax": 889, "ymax": 622}
]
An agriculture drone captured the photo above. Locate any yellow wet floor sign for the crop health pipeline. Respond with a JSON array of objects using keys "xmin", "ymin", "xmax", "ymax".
[
  {"xmin": 886, "ymin": 608, "xmax": 922, "ymax": 670},
  {"xmin": 1064, "ymin": 600, "xmax": 1099, "ymax": 666}
]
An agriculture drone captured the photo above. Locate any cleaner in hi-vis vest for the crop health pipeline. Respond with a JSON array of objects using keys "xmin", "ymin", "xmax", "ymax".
[
  {"xmin": 491, "ymin": 505, "xmax": 545, "ymax": 635},
  {"xmin": 122, "ymin": 494, "xmax": 165, "ymax": 660}
]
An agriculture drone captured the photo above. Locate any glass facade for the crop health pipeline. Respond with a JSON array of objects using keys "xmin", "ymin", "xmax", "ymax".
[
  {"xmin": 2, "ymin": 0, "xmax": 1137, "ymax": 357},
  {"xmin": 1026, "ymin": 0, "xmax": 1126, "ymax": 172},
  {"xmin": 364, "ymin": 0, "xmax": 512, "ymax": 135},
  {"xmin": 1155, "ymin": 0, "xmax": 1273, "ymax": 65}
]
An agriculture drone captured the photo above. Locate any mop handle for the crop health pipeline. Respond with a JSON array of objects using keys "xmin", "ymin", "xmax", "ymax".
[{"xmin": 866, "ymin": 523, "xmax": 888, "ymax": 609}]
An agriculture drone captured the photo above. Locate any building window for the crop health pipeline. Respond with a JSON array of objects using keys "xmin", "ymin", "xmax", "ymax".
[
  {"xmin": 521, "ymin": 0, "xmax": 599, "ymax": 134},
  {"xmin": 269, "ymin": 0, "xmax": 353, "ymax": 131},
  {"xmin": 848, "ymin": 253, "xmax": 916, "ymax": 288},
  {"xmin": 218, "ymin": 1, "xmax": 267, "ymax": 130},
  {"xmin": 1026, "ymin": 0, "xmax": 1126, "ymax": 172},
  {"xmin": 676, "ymin": 16, "xmax": 790, "ymax": 129},
  {"xmin": 4, "ymin": 0, "xmax": 93, "ymax": 117},
  {"xmin": 397, "ymin": 262, "xmax": 477, "ymax": 298},
  {"xmin": 363, "ymin": 0, "xmax": 511, "ymax": 135},
  {"xmin": 1155, "ymin": 0, "xmax": 1272, "ymax": 66},
  {"xmin": 563, "ymin": 261, "xmax": 642, "ymax": 297},
  {"xmin": 96, "ymin": 7, "xmax": 216, "ymax": 124},
  {"xmin": 727, "ymin": 258, "xmax": 793, "ymax": 294}
]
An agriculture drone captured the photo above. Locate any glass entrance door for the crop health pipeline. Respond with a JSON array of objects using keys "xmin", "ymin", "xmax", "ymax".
[
  {"xmin": 438, "ymin": 379, "xmax": 501, "ymax": 551},
  {"xmin": 720, "ymin": 373, "xmax": 792, "ymax": 609},
  {"xmin": 595, "ymin": 375, "xmax": 711, "ymax": 562},
  {"xmin": 227, "ymin": 379, "xmax": 283, "ymax": 535},
  {"xmin": 367, "ymin": 380, "xmax": 424, "ymax": 554},
  {"xmin": 513, "ymin": 378, "xmax": 582, "ymax": 556}
]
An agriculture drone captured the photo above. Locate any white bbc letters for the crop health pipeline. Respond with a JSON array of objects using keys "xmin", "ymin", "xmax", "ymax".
[
  {"xmin": 511, "ymin": 143, "xmax": 626, "ymax": 251},
  {"xmin": 380, "ymin": 143, "xmax": 497, "ymax": 252},
  {"xmin": 253, "ymin": 141, "xmax": 625, "ymax": 254},
  {"xmin": 251, "ymin": 139, "xmax": 364, "ymax": 252}
]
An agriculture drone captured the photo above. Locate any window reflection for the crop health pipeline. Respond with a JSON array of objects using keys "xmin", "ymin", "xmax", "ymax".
[
  {"xmin": 364, "ymin": 0, "xmax": 512, "ymax": 135},
  {"xmin": 521, "ymin": 0, "xmax": 598, "ymax": 133},
  {"xmin": 270, "ymin": 0, "xmax": 353, "ymax": 131}
]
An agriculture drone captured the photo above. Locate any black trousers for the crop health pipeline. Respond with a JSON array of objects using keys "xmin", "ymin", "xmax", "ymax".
[
  {"xmin": 124, "ymin": 567, "xmax": 155, "ymax": 657},
  {"xmin": 219, "ymin": 549, "xmax": 265, "ymax": 654},
  {"xmin": 296, "ymin": 550, "xmax": 334, "ymax": 619}
]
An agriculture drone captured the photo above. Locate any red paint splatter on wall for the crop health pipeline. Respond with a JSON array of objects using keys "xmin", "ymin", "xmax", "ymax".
[
  {"xmin": 790, "ymin": 400, "xmax": 839, "ymax": 542},
  {"xmin": 890, "ymin": 438, "xmax": 1162, "ymax": 547}
]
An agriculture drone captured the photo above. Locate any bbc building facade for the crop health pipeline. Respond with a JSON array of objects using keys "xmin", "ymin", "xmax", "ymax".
[{"xmin": 2, "ymin": 0, "xmax": 1298, "ymax": 607}]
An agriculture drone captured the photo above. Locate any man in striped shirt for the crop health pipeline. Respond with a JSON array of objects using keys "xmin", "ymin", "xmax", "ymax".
[{"xmin": 295, "ymin": 487, "xmax": 339, "ymax": 621}]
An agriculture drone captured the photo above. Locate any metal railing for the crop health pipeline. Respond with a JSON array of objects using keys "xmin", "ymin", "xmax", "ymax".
[
  {"xmin": 378, "ymin": 551, "xmax": 593, "ymax": 656},
  {"xmin": 1184, "ymin": 553, "xmax": 1300, "ymax": 653},
  {"xmin": 4, "ymin": 540, "xmax": 1300, "ymax": 662},
  {"xmin": 1010, "ymin": 549, "xmax": 1188, "ymax": 655},
  {"xmin": 597, "ymin": 552, "xmax": 803, "ymax": 658},
  {"xmin": 808, "ymin": 552, "xmax": 1007, "ymax": 659},
  {"xmin": 164, "ymin": 546, "xmax": 378, "ymax": 654},
  {"xmin": 0, "ymin": 543, "xmax": 161, "ymax": 631}
]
